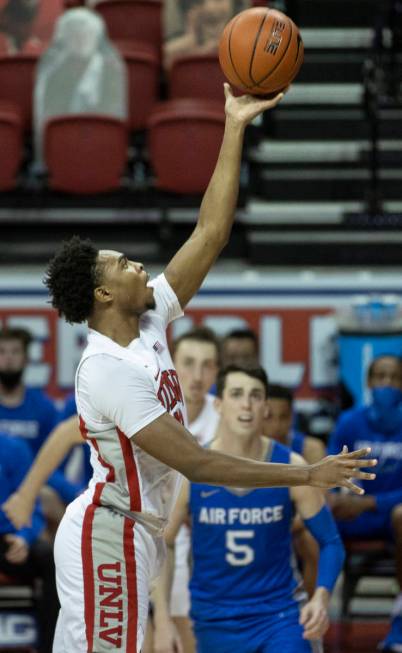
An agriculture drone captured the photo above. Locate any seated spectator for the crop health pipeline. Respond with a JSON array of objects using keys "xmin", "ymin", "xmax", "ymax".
[
  {"xmin": 0, "ymin": 0, "xmax": 62, "ymax": 54},
  {"xmin": 264, "ymin": 383, "xmax": 326, "ymax": 463},
  {"xmin": 221, "ymin": 327, "xmax": 259, "ymax": 367},
  {"xmin": 0, "ymin": 432, "xmax": 59, "ymax": 653},
  {"xmin": 328, "ymin": 354, "xmax": 402, "ymax": 652},
  {"xmin": 34, "ymin": 7, "xmax": 127, "ymax": 168},
  {"xmin": 0, "ymin": 327, "xmax": 80, "ymax": 507},
  {"xmin": 163, "ymin": 0, "xmax": 250, "ymax": 69}
]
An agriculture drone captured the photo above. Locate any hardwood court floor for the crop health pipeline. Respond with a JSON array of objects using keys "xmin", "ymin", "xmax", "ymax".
[{"xmin": 325, "ymin": 621, "xmax": 389, "ymax": 652}]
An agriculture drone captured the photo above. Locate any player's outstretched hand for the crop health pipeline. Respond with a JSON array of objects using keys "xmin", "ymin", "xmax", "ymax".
[
  {"xmin": 307, "ymin": 447, "xmax": 377, "ymax": 494},
  {"xmin": 2, "ymin": 491, "xmax": 34, "ymax": 530},
  {"xmin": 300, "ymin": 590, "xmax": 330, "ymax": 640},
  {"xmin": 224, "ymin": 82, "xmax": 284, "ymax": 126}
]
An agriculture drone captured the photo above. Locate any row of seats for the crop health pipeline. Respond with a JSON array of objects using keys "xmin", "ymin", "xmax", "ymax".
[{"xmin": 0, "ymin": 100, "xmax": 225, "ymax": 194}]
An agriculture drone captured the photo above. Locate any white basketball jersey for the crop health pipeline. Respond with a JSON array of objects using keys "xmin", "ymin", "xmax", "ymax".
[
  {"xmin": 75, "ymin": 274, "xmax": 187, "ymax": 536},
  {"xmin": 189, "ymin": 393, "xmax": 219, "ymax": 446}
]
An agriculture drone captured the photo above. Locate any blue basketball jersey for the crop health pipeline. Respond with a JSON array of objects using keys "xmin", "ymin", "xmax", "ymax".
[
  {"xmin": 288, "ymin": 429, "xmax": 305, "ymax": 455},
  {"xmin": 189, "ymin": 440, "xmax": 305, "ymax": 622}
]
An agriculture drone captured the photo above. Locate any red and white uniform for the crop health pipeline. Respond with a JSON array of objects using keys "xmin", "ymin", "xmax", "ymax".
[
  {"xmin": 53, "ymin": 274, "xmax": 186, "ymax": 653},
  {"xmin": 170, "ymin": 393, "xmax": 219, "ymax": 617}
]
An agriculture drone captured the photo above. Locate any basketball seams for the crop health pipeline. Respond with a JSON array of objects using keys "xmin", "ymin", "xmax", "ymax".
[
  {"xmin": 248, "ymin": 11, "xmax": 268, "ymax": 87},
  {"xmin": 228, "ymin": 15, "xmax": 252, "ymax": 90},
  {"xmin": 255, "ymin": 18, "xmax": 293, "ymax": 88}
]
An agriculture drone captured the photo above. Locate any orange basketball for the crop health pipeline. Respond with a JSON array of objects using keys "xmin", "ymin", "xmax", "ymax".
[{"xmin": 218, "ymin": 7, "xmax": 304, "ymax": 96}]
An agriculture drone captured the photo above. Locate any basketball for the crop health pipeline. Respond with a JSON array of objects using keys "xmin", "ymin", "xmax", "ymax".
[{"xmin": 218, "ymin": 7, "xmax": 304, "ymax": 96}]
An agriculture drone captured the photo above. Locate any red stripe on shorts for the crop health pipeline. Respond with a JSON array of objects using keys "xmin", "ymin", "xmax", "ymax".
[
  {"xmin": 82, "ymin": 503, "xmax": 96, "ymax": 653},
  {"xmin": 123, "ymin": 518, "xmax": 138, "ymax": 653},
  {"xmin": 117, "ymin": 428, "xmax": 141, "ymax": 512}
]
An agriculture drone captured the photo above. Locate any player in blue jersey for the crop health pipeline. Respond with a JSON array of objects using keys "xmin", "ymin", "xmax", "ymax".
[
  {"xmin": 264, "ymin": 383, "xmax": 326, "ymax": 464},
  {"xmin": 153, "ymin": 365, "xmax": 346, "ymax": 653},
  {"xmin": 0, "ymin": 432, "xmax": 59, "ymax": 653},
  {"xmin": 0, "ymin": 327, "xmax": 79, "ymax": 506},
  {"xmin": 328, "ymin": 354, "xmax": 402, "ymax": 653}
]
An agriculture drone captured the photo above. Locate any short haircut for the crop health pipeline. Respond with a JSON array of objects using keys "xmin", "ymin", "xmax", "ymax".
[
  {"xmin": 216, "ymin": 364, "xmax": 269, "ymax": 398},
  {"xmin": 172, "ymin": 326, "xmax": 221, "ymax": 364},
  {"xmin": 367, "ymin": 354, "xmax": 402, "ymax": 380},
  {"xmin": 266, "ymin": 383, "xmax": 293, "ymax": 405},
  {"xmin": 44, "ymin": 236, "xmax": 101, "ymax": 324},
  {"xmin": 223, "ymin": 328, "xmax": 259, "ymax": 350},
  {"xmin": 0, "ymin": 327, "xmax": 32, "ymax": 353}
]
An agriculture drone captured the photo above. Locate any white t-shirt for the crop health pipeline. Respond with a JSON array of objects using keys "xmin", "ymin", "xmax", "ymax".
[
  {"xmin": 75, "ymin": 274, "xmax": 186, "ymax": 536},
  {"xmin": 189, "ymin": 393, "xmax": 219, "ymax": 446}
]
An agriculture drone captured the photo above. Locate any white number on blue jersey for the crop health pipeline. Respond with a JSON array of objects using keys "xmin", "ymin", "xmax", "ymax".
[{"xmin": 225, "ymin": 530, "xmax": 255, "ymax": 566}]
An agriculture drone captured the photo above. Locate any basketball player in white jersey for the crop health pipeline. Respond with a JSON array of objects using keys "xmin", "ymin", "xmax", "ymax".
[
  {"xmin": 168, "ymin": 327, "xmax": 221, "ymax": 651},
  {"xmin": 3, "ymin": 85, "xmax": 377, "ymax": 653}
]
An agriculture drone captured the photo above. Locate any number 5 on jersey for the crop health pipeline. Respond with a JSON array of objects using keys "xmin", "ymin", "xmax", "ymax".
[{"xmin": 225, "ymin": 530, "xmax": 255, "ymax": 566}]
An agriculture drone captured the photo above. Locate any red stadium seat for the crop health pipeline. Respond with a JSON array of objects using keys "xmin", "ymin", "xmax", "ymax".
[
  {"xmin": 148, "ymin": 99, "xmax": 225, "ymax": 194},
  {"xmin": 0, "ymin": 104, "xmax": 23, "ymax": 191},
  {"xmin": 0, "ymin": 54, "xmax": 39, "ymax": 132},
  {"xmin": 169, "ymin": 54, "xmax": 226, "ymax": 104},
  {"xmin": 95, "ymin": 0, "xmax": 162, "ymax": 58},
  {"xmin": 44, "ymin": 114, "xmax": 128, "ymax": 194},
  {"xmin": 115, "ymin": 41, "xmax": 160, "ymax": 131}
]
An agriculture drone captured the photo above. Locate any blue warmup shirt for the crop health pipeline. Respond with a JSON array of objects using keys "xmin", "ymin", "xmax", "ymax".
[
  {"xmin": 189, "ymin": 441, "xmax": 305, "ymax": 623},
  {"xmin": 288, "ymin": 429, "xmax": 305, "ymax": 455},
  {"xmin": 61, "ymin": 393, "xmax": 92, "ymax": 488},
  {"xmin": 328, "ymin": 406, "xmax": 402, "ymax": 513},
  {"xmin": 0, "ymin": 387, "xmax": 78, "ymax": 504},
  {"xmin": 0, "ymin": 433, "xmax": 44, "ymax": 545}
]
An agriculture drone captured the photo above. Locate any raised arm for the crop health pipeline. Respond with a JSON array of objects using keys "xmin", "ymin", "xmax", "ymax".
[
  {"xmin": 164, "ymin": 84, "xmax": 284, "ymax": 308},
  {"xmin": 134, "ymin": 412, "xmax": 376, "ymax": 492},
  {"xmin": 2, "ymin": 415, "xmax": 83, "ymax": 529}
]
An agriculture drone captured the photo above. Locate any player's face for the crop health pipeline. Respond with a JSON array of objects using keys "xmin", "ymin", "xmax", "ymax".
[
  {"xmin": 216, "ymin": 371, "xmax": 267, "ymax": 437},
  {"xmin": 0, "ymin": 339, "xmax": 26, "ymax": 372},
  {"xmin": 368, "ymin": 356, "xmax": 402, "ymax": 390},
  {"xmin": 222, "ymin": 337, "xmax": 258, "ymax": 367},
  {"xmin": 174, "ymin": 340, "xmax": 218, "ymax": 403},
  {"xmin": 97, "ymin": 250, "xmax": 155, "ymax": 315},
  {"xmin": 264, "ymin": 398, "xmax": 292, "ymax": 441}
]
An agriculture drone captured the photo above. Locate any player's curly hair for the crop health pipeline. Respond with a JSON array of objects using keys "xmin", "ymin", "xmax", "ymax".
[{"xmin": 44, "ymin": 236, "xmax": 101, "ymax": 324}]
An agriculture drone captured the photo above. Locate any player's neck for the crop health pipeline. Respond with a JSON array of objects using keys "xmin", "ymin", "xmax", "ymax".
[
  {"xmin": 0, "ymin": 383, "xmax": 25, "ymax": 407},
  {"xmin": 213, "ymin": 429, "xmax": 265, "ymax": 461},
  {"xmin": 186, "ymin": 396, "xmax": 205, "ymax": 425},
  {"xmin": 89, "ymin": 313, "xmax": 141, "ymax": 347}
]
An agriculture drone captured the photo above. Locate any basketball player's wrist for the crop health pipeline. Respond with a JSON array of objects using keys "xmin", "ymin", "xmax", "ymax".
[{"xmin": 312, "ymin": 586, "xmax": 330, "ymax": 607}]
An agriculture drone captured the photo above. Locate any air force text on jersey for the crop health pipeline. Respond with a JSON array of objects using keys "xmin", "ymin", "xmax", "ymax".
[{"xmin": 197, "ymin": 504, "xmax": 284, "ymax": 526}]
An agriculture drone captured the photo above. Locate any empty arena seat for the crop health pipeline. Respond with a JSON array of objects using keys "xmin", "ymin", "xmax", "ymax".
[
  {"xmin": 0, "ymin": 104, "xmax": 23, "ymax": 191},
  {"xmin": 169, "ymin": 54, "xmax": 226, "ymax": 103},
  {"xmin": 148, "ymin": 99, "xmax": 225, "ymax": 194},
  {"xmin": 115, "ymin": 41, "xmax": 160, "ymax": 131},
  {"xmin": 95, "ymin": 0, "xmax": 162, "ymax": 57},
  {"xmin": 44, "ymin": 114, "xmax": 128, "ymax": 194},
  {"xmin": 0, "ymin": 54, "xmax": 39, "ymax": 132}
]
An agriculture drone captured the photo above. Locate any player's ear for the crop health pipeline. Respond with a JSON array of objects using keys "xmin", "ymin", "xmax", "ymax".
[
  {"xmin": 94, "ymin": 285, "xmax": 113, "ymax": 305},
  {"xmin": 263, "ymin": 400, "xmax": 270, "ymax": 419}
]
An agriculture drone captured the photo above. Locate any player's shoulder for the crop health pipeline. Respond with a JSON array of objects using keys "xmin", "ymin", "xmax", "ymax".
[
  {"xmin": 336, "ymin": 405, "xmax": 367, "ymax": 431},
  {"xmin": 143, "ymin": 273, "xmax": 183, "ymax": 326},
  {"xmin": 24, "ymin": 386, "xmax": 56, "ymax": 409},
  {"xmin": 269, "ymin": 438, "xmax": 292, "ymax": 463}
]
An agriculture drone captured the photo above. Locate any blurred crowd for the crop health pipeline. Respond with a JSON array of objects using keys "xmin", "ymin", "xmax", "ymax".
[{"xmin": 0, "ymin": 321, "xmax": 402, "ymax": 652}]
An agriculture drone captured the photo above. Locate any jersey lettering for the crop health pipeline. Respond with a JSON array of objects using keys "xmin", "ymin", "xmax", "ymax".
[
  {"xmin": 97, "ymin": 562, "xmax": 123, "ymax": 648},
  {"xmin": 225, "ymin": 530, "xmax": 255, "ymax": 566},
  {"xmin": 198, "ymin": 505, "xmax": 284, "ymax": 525},
  {"xmin": 157, "ymin": 369, "xmax": 184, "ymax": 413}
]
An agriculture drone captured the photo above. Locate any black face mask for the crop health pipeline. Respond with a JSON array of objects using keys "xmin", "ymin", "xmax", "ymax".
[{"xmin": 0, "ymin": 370, "xmax": 24, "ymax": 391}]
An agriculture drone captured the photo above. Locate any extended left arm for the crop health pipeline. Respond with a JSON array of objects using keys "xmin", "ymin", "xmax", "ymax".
[
  {"xmin": 291, "ymin": 453, "xmax": 345, "ymax": 640},
  {"xmin": 164, "ymin": 85, "xmax": 284, "ymax": 308}
]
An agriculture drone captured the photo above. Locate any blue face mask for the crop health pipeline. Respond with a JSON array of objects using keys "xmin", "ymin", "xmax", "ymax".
[{"xmin": 368, "ymin": 386, "xmax": 402, "ymax": 433}]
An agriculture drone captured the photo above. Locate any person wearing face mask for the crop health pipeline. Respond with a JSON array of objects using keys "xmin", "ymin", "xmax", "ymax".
[
  {"xmin": 0, "ymin": 327, "xmax": 80, "ymax": 509},
  {"xmin": 328, "ymin": 354, "xmax": 402, "ymax": 653}
]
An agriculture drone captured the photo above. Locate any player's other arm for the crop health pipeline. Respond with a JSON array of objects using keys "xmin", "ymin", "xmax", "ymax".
[
  {"xmin": 152, "ymin": 482, "xmax": 190, "ymax": 653},
  {"xmin": 163, "ymin": 85, "xmax": 284, "ymax": 309},
  {"xmin": 2, "ymin": 415, "xmax": 83, "ymax": 529},
  {"xmin": 135, "ymin": 412, "xmax": 376, "ymax": 493},
  {"xmin": 290, "ymin": 453, "xmax": 345, "ymax": 641}
]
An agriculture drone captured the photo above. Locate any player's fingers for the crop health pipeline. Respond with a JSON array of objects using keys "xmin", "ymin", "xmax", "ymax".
[
  {"xmin": 299, "ymin": 606, "xmax": 309, "ymax": 624},
  {"xmin": 342, "ymin": 445, "xmax": 348, "ymax": 453},
  {"xmin": 342, "ymin": 478, "xmax": 365, "ymax": 495},
  {"xmin": 174, "ymin": 635, "xmax": 184, "ymax": 653},
  {"xmin": 343, "ymin": 457, "xmax": 377, "ymax": 468},
  {"xmin": 261, "ymin": 92, "xmax": 284, "ymax": 108},
  {"xmin": 343, "ymin": 447, "xmax": 372, "ymax": 459},
  {"xmin": 352, "ymin": 469, "xmax": 376, "ymax": 480},
  {"xmin": 223, "ymin": 82, "xmax": 232, "ymax": 99}
]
